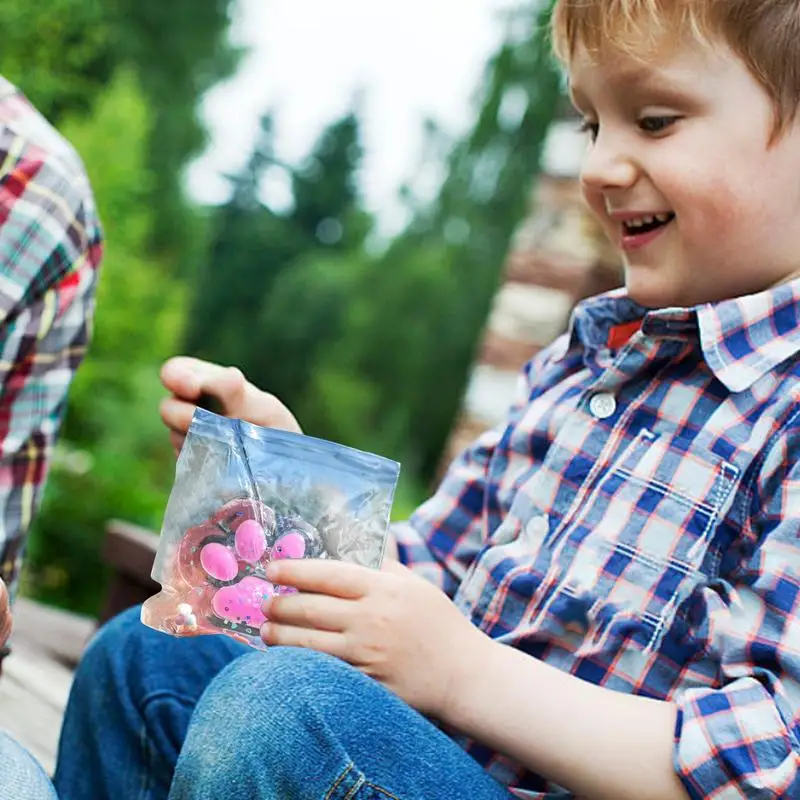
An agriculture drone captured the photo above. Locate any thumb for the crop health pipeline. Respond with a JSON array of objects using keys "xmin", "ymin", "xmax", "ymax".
[
  {"xmin": 161, "ymin": 357, "xmax": 248, "ymax": 416},
  {"xmin": 204, "ymin": 367, "xmax": 248, "ymax": 418}
]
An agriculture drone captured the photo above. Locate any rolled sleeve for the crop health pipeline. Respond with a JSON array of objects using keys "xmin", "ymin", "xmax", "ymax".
[{"xmin": 674, "ymin": 427, "xmax": 800, "ymax": 798}]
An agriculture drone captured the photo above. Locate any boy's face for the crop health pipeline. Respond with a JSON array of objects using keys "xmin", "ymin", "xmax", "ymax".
[{"xmin": 570, "ymin": 35, "xmax": 800, "ymax": 308}]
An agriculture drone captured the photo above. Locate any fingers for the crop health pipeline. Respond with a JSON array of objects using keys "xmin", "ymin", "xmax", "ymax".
[
  {"xmin": 160, "ymin": 356, "xmax": 302, "ymax": 435},
  {"xmin": 260, "ymin": 622, "xmax": 347, "ymax": 658},
  {"xmin": 264, "ymin": 593, "xmax": 353, "ymax": 632},
  {"xmin": 161, "ymin": 357, "xmax": 247, "ymax": 414},
  {"xmin": 160, "ymin": 396, "xmax": 195, "ymax": 437},
  {"xmin": 267, "ymin": 559, "xmax": 374, "ymax": 599},
  {"xmin": 169, "ymin": 431, "xmax": 185, "ymax": 456}
]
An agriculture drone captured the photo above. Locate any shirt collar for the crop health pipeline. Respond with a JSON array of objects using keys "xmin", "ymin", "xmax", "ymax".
[{"xmin": 559, "ymin": 279, "xmax": 800, "ymax": 393}]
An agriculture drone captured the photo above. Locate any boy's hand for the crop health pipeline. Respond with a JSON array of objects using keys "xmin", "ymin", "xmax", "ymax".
[
  {"xmin": 260, "ymin": 558, "xmax": 489, "ymax": 719},
  {"xmin": 159, "ymin": 356, "xmax": 301, "ymax": 454}
]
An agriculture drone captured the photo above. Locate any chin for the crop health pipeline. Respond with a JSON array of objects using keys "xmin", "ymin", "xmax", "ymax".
[
  {"xmin": 622, "ymin": 259, "xmax": 705, "ymax": 308},
  {"xmin": 623, "ymin": 276, "xmax": 679, "ymax": 310}
]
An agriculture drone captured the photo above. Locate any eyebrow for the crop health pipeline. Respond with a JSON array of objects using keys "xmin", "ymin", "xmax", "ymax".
[
  {"xmin": 570, "ymin": 63, "xmax": 658, "ymax": 98},
  {"xmin": 570, "ymin": 64, "xmax": 696, "ymax": 111}
]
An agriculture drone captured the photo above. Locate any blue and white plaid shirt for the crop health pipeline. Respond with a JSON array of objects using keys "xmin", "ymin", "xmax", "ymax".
[{"xmin": 396, "ymin": 281, "xmax": 800, "ymax": 799}]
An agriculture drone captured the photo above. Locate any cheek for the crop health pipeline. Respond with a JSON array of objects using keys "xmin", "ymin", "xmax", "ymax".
[
  {"xmin": 580, "ymin": 185, "xmax": 610, "ymax": 226},
  {"xmin": 666, "ymin": 164, "xmax": 757, "ymax": 242}
]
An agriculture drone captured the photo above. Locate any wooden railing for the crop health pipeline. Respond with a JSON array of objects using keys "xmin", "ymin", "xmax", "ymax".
[{"xmin": 100, "ymin": 519, "xmax": 160, "ymax": 625}]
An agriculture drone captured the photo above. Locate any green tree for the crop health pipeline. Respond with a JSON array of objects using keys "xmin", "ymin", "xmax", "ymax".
[
  {"xmin": 182, "ymin": 114, "xmax": 305, "ymax": 367},
  {"xmin": 111, "ymin": 0, "xmax": 243, "ymax": 261},
  {"xmin": 332, "ymin": 1, "xmax": 563, "ymax": 478},
  {"xmin": 183, "ymin": 109, "xmax": 372, "ymax": 399},
  {"xmin": 0, "ymin": 0, "xmax": 241, "ymax": 274},
  {"xmin": 0, "ymin": 2, "xmax": 115, "ymax": 121}
]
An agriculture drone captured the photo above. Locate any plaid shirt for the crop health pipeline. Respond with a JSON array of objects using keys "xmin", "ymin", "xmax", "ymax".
[
  {"xmin": 0, "ymin": 77, "xmax": 102, "ymax": 601},
  {"xmin": 396, "ymin": 282, "xmax": 800, "ymax": 799}
]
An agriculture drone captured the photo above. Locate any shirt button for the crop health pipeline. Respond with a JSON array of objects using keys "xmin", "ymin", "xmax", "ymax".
[
  {"xmin": 589, "ymin": 392, "xmax": 617, "ymax": 419},
  {"xmin": 526, "ymin": 515, "xmax": 548, "ymax": 539},
  {"xmin": 492, "ymin": 520, "xmax": 517, "ymax": 545}
]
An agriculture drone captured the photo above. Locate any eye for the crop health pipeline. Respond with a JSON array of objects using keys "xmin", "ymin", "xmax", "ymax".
[
  {"xmin": 577, "ymin": 118, "xmax": 599, "ymax": 142},
  {"xmin": 638, "ymin": 115, "xmax": 680, "ymax": 134}
]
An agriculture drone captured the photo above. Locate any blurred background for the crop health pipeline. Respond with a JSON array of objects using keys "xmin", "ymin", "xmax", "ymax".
[{"xmin": 7, "ymin": 0, "xmax": 621, "ymax": 616}]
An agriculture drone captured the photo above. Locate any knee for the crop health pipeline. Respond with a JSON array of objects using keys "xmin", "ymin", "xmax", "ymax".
[
  {"xmin": 174, "ymin": 649, "xmax": 359, "ymax": 793},
  {"xmin": 73, "ymin": 606, "xmax": 154, "ymax": 695},
  {"xmin": 186, "ymin": 648, "xmax": 362, "ymax": 747},
  {"xmin": 80, "ymin": 606, "xmax": 146, "ymax": 670},
  {"xmin": 209, "ymin": 647, "xmax": 361, "ymax": 716},
  {"xmin": 70, "ymin": 606, "xmax": 140, "ymax": 690}
]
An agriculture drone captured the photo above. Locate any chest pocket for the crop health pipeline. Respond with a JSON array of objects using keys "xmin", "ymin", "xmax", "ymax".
[{"xmin": 548, "ymin": 427, "xmax": 740, "ymax": 652}]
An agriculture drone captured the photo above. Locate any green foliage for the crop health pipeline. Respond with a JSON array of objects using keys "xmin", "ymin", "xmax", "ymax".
[
  {"xmin": 375, "ymin": 2, "xmax": 562, "ymax": 476},
  {"xmin": 183, "ymin": 110, "xmax": 372, "ymax": 391},
  {"xmin": 110, "ymin": 0, "xmax": 243, "ymax": 260},
  {"xmin": 0, "ymin": 1, "xmax": 115, "ymax": 121},
  {"xmin": 183, "ymin": 0, "xmax": 562, "ymax": 495}
]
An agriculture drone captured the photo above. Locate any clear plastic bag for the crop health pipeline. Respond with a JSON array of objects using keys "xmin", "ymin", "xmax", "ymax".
[{"xmin": 141, "ymin": 409, "xmax": 400, "ymax": 650}]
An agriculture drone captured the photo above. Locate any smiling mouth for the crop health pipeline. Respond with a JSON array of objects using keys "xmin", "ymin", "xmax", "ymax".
[{"xmin": 622, "ymin": 213, "xmax": 676, "ymax": 236}]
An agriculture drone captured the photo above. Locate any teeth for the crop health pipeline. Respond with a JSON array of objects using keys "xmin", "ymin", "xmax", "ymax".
[{"xmin": 625, "ymin": 212, "xmax": 673, "ymax": 228}]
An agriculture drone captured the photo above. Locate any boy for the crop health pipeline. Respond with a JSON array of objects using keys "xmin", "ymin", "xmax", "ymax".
[{"xmin": 55, "ymin": 1, "xmax": 800, "ymax": 797}]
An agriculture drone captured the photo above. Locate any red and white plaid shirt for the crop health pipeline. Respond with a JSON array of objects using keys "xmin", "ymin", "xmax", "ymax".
[
  {"xmin": 397, "ymin": 282, "xmax": 800, "ymax": 798},
  {"xmin": 0, "ymin": 77, "xmax": 102, "ymax": 600}
]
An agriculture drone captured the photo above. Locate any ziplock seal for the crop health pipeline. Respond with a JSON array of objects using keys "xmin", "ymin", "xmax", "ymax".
[{"xmin": 233, "ymin": 418, "xmax": 266, "ymax": 528}]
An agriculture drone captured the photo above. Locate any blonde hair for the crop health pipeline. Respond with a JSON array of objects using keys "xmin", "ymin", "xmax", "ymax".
[{"xmin": 551, "ymin": 0, "xmax": 800, "ymax": 135}]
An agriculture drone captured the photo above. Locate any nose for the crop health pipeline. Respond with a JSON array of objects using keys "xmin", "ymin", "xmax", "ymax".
[{"xmin": 580, "ymin": 129, "xmax": 637, "ymax": 192}]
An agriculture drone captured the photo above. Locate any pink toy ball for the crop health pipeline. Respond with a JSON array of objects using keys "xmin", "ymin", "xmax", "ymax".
[
  {"xmin": 234, "ymin": 519, "xmax": 267, "ymax": 563},
  {"xmin": 170, "ymin": 499, "xmax": 331, "ymax": 642},
  {"xmin": 199, "ymin": 542, "xmax": 239, "ymax": 582},
  {"xmin": 271, "ymin": 531, "xmax": 307, "ymax": 560},
  {"xmin": 212, "ymin": 576, "xmax": 274, "ymax": 628}
]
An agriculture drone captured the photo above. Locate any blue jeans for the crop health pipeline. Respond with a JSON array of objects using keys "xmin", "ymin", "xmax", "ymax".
[
  {"xmin": 0, "ymin": 730, "xmax": 57, "ymax": 799},
  {"xmin": 54, "ymin": 607, "xmax": 513, "ymax": 799}
]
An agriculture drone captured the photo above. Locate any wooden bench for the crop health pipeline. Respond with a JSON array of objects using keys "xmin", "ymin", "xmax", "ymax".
[
  {"xmin": 0, "ymin": 519, "xmax": 161, "ymax": 774},
  {"xmin": 99, "ymin": 519, "xmax": 161, "ymax": 625}
]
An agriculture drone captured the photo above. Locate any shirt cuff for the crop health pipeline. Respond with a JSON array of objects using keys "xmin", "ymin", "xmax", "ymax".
[{"xmin": 674, "ymin": 678, "xmax": 799, "ymax": 799}]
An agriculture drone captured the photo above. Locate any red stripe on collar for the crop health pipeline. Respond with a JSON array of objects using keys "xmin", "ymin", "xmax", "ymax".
[{"xmin": 607, "ymin": 319, "xmax": 643, "ymax": 349}]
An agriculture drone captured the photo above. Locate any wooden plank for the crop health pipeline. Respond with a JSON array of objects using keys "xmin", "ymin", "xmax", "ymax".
[
  {"xmin": 0, "ymin": 599, "xmax": 96, "ymax": 776},
  {"xmin": 0, "ymin": 641, "xmax": 75, "ymax": 775},
  {"xmin": 100, "ymin": 520, "xmax": 161, "ymax": 625},
  {"xmin": 103, "ymin": 519, "xmax": 160, "ymax": 580},
  {"xmin": 12, "ymin": 597, "xmax": 95, "ymax": 668}
]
